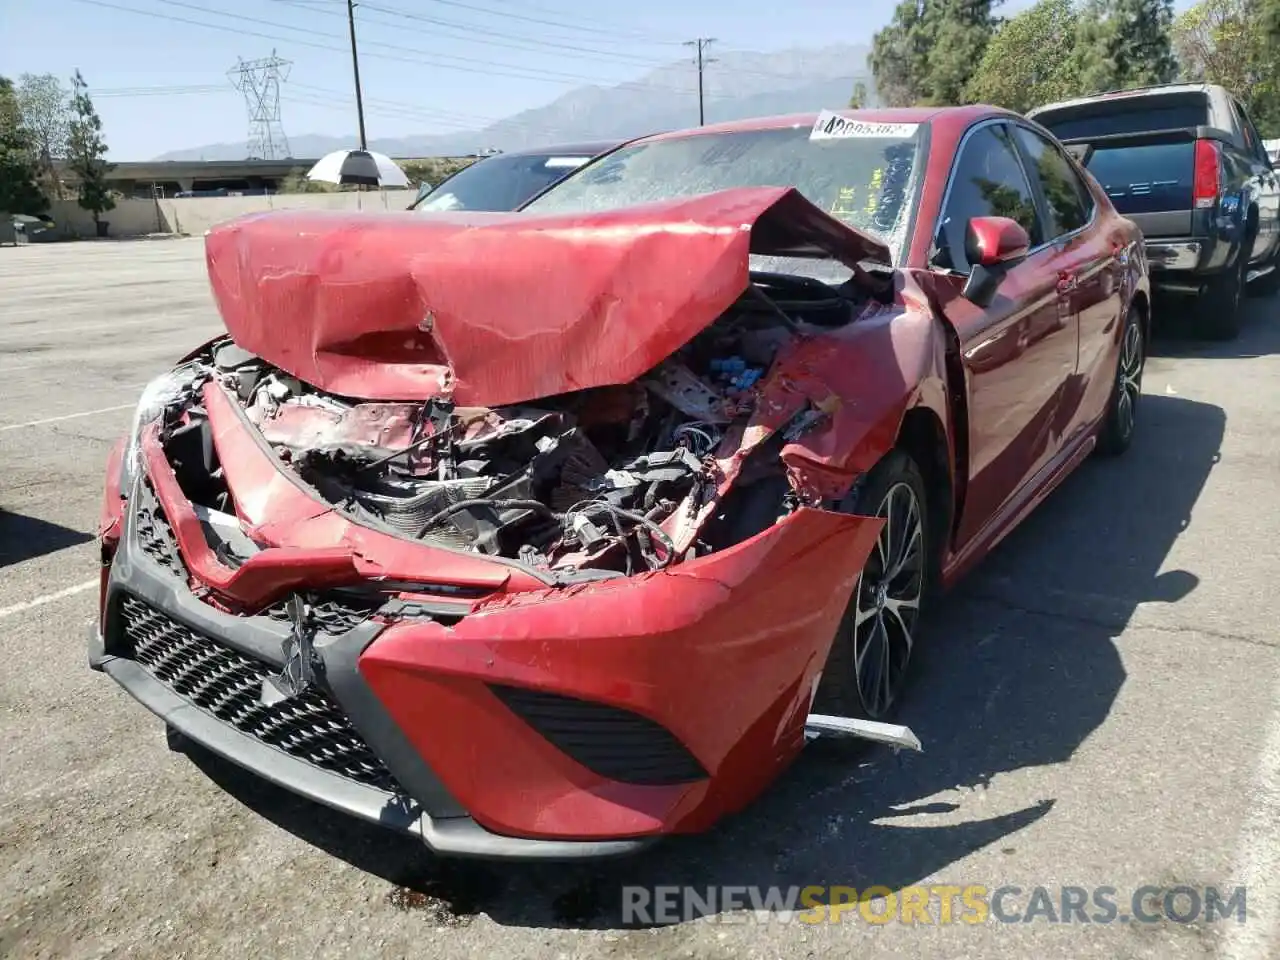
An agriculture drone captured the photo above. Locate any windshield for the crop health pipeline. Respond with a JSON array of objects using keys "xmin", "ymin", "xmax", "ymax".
[
  {"xmin": 522, "ymin": 124, "xmax": 925, "ymax": 263},
  {"xmin": 413, "ymin": 152, "xmax": 594, "ymax": 213}
]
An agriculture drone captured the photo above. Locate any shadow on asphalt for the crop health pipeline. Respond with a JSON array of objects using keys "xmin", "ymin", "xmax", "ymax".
[
  {"xmin": 180, "ymin": 379, "xmax": 1227, "ymax": 931},
  {"xmin": 1148, "ymin": 290, "xmax": 1280, "ymax": 359},
  {"xmin": 0, "ymin": 511, "xmax": 93, "ymax": 568}
]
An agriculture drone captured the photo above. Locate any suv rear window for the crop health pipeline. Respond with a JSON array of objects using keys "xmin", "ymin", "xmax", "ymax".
[{"xmin": 1036, "ymin": 93, "xmax": 1209, "ymax": 141}]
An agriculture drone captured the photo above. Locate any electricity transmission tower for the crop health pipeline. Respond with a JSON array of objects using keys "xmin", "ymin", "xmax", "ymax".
[
  {"xmin": 228, "ymin": 51, "xmax": 292, "ymax": 160},
  {"xmin": 684, "ymin": 38, "xmax": 717, "ymax": 126}
]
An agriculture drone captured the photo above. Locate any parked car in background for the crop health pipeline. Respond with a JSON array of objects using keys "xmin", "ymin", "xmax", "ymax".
[
  {"xmin": 409, "ymin": 140, "xmax": 625, "ymax": 212},
  {"xmin": 93, "ymin": 106, "xmax": 1148, "ymax": 859},
  {"xmin": 1030, "ymin": 83, "xmax": 1280, "ymax": 340}
]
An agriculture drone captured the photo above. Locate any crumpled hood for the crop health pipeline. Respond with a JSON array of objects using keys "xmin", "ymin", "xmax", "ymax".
[{"xmin": 204, "ymin": 185, "xmax": 890, "ymax": 406}]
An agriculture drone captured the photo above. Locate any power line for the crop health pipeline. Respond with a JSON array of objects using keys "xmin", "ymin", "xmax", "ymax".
[
  {"xmin": 279, "ymin": 90, "xmax": 557, "ymax": 137},
  {"xmin": 471, "ymin": 0, "xmax": 686, "ymax": 44},
  {"xmin": 145, "ymin": 0, "xmax": 629, "ymax": 84},
  {"xmin": 684, "ymin": 38, "xmax": 716, "ymax": 126},
  {"xmin": 354, "ymin": 2, "xmax": 671, "ymax": 65},
  {"xmin": 65, "ymin": 0, "xmax": 788, "ymax": 112},
  {"xmin": 144, "ymin": 0, "xmax": 708, "ymax": 91},
  {"xmin": 385, "ymin": 0, "xmax": 686, "ymax": 45},
  {"xmin": 94, "ymin": 84, "xmax": 229, "ymax": 97}
]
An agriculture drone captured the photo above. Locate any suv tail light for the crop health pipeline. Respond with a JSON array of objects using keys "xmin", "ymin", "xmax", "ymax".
[{"xmin": 1193, "ymin": 140, "xmax": 1220, "ymax": 209}]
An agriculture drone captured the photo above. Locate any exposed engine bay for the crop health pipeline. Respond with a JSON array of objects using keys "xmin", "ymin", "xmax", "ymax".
[{"xmin": 146, "ymin": 271, "xmax": 878, "ymax": 580}]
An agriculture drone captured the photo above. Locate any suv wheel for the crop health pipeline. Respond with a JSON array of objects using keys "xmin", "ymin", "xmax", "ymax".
[{"xmin": 1194, "ymin": 248, "xmax": 1246, "ymax": 341}]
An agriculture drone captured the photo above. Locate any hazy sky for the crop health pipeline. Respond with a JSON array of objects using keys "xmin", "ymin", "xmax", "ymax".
[{"xmin": 2, "ymin": 0, "xmax": 1197, "ymax": 160}]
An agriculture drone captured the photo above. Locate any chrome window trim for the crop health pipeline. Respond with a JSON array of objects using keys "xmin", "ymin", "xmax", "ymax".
[
  {"xmin": 1008, "ymin": 120, "xmax": 1099, "ymax": 246},
  {"xmin": 929, "ymin": 116, "xmax": 1098, "ymax": 272}
]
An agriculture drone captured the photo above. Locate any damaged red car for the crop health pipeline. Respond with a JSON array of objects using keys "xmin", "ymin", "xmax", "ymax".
[{"xmin": 91, "ymin": 106, "xmax": 1150, "ymax": 859}]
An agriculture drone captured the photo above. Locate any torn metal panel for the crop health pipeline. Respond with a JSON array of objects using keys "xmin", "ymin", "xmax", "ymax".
[{"xmin": 203, "ymin": 186, "xmax": 890, "ymax": 407}]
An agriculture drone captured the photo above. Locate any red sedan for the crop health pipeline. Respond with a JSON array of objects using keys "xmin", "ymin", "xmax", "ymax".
[{"xmin": 91, "ymin": 106, "xmax": 1149, "ymax": 859}]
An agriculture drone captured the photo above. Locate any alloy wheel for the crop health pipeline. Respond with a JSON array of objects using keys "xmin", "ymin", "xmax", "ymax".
[
  {"xmin": 852, "ymin": 481, "xmax": 924, "ymax": 718},
  {"xmin": 1115, "ymin": 312, "xmax": 1144, "ymax": 442}
]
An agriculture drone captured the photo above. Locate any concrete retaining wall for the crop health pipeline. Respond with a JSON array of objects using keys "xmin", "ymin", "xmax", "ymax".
[{"xmin": 47, "ymin": 191, "xmax": 413, "ymax": 239}]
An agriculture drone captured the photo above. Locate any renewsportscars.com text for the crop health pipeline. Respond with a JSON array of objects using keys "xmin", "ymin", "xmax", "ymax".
[{"xmin": 621, "ymin": 884, "xmax": 1248, "ymax": 926}]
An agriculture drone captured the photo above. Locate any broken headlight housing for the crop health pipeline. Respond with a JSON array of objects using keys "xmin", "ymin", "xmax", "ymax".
[{"xmin": 118, "ymin": 365, "xmax": 204, "ymax": 497}]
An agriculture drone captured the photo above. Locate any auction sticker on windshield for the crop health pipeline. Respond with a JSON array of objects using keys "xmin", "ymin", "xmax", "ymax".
[{"xmin": 810, "ymin": 109, "xmax": 919, "ymax": 140}]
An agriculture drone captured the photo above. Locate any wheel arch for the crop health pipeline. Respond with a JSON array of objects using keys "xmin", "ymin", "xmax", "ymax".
[
  {"xmin": 1130, "ymin": 287, "xmax": 1151, "ymax": 344},
  {"xmin": 895, "ymin": 405, "xmax": 953, "ymax": 592}
]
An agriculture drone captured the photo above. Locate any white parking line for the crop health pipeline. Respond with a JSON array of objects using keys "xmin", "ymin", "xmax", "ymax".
[
  {"xmin": 1221, "ymin": 685, "xmax": 1280, "ymax": 960},
  {"xmin": 0, "ymin": 580, "xmax": 97, "ymax": 620},
  {"xmin": 0, "ymin": 403, "xmax": 134, "ymax": 432}
]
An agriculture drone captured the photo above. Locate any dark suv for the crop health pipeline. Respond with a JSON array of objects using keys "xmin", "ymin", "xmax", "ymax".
[{"xmin": 1030, "ymin": 83, "xmax": 1280, "ymax": 339}]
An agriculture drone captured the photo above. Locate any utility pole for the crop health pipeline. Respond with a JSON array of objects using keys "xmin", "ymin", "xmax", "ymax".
[
  {"xmin": 346, "ymin": 0, "xmax": 368, "ymax": 150},
  {"xmin": 684, "ymin": 37, "xmax": 717, "ymax": 126}
]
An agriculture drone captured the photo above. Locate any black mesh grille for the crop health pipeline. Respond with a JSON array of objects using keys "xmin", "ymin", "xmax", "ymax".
[
  {"xmin": 489, "ymin": 685, "xmax": 707, "ymax": 786},
  {"xmin": 135, "ymin": 483, "xmax": 184, "ymax": 577},
  {"xmin": 261, "ymin": 593, "xmax": 384, "ymax": 634},
  {"xmin": 118, "ymin": 594, "xmax": 404, "ymax": 794}
]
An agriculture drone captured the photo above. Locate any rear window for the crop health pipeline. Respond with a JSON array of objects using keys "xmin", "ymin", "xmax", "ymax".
[
  {"xmin": 1036, "ymin": 94, "xmax": 1209, "ymax": 141},
  {"xmin": 413, "ymin": 153, "xmax": 593, "ymax": 213},
  {"xmin": 1085, "ymin": 142, "xmax": 1193, "ymax": 213}
]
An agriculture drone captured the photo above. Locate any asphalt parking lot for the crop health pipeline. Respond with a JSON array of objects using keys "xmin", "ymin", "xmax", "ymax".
[{"xmin": 1, "ymin": 239, "xmax": 1278, "ymax": 960}]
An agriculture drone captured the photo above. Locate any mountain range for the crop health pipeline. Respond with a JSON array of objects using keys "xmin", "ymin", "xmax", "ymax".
[{"xmin": 155, "ymin": 44, "xmax": 872, "ymax": 161}]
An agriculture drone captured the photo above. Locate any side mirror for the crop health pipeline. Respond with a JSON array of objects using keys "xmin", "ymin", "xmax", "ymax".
[{"xmin": 962, "ymin": 216, "xmax": 1030, "ymax": 308}]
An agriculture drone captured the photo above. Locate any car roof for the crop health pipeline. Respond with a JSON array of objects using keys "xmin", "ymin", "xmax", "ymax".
[
  {"xmin": 634, "ymin": 106, "xmax": 999, "ymax": 144},
  {"xmin": 495, "ymin": 140, "xmax": 626, "ymax": 159},
  {"xmin": 1030, "ymin": 83, "xmax": 1214, "ymax": 117}
]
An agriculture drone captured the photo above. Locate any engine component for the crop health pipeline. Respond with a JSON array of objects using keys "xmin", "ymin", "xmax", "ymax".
[{"xmin": 641, "ymin": 360, "xmax": 729, "ymax": 424}]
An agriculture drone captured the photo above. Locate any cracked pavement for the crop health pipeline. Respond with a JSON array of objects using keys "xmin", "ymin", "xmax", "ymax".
[{"xmin": 1, "ymin": 240, "xmax": 1278, "ymax": 960}]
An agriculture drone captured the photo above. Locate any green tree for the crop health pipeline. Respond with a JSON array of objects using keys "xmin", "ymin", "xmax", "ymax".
[
  {"xmin": 871, "ymin": 0, "xmax": 1001, "ymax": 107},
  {"xmin": 66, "ymin": 70, "xmax": 114, "ymax": 228},
  {"xmin": 1074, "ymin": 0, "xmax": 1179, "ymax": 94},
  {"xmin": 870, "ymin": 1, "xmax": 931, "ymax": 106},
  {"xmin": 849, "ymin": 80, "xmax": 870, "ymax": 109},
  {"xmin": 0, "ymin": 76, "xmax": 48, "ymax": 216},
  {"xmin": 1175, "ymin": 0, "xmax": 1280, "ymax": 135},
  {"xmin": 925, "ymin": 0, "xmax": 1002, "ymax": 105},
  {"xmin": 966, "ymin": 0, "xmax": 1081, "ymax": 111},
  {"xmin": 15, "ymin": 73, "xmax": 71, "ymax": 198}
]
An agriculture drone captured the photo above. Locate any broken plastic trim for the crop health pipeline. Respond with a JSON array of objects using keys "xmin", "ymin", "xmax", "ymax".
[{"xmin": 803, "ymin": 714, "xmax": 923, "ymax": 752}]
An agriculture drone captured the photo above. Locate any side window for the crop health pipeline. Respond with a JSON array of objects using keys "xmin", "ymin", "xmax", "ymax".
[
  {"xmin": 1245, "ymin": 113, "xmax": 1270, "ymax": 167},
  {"xmin": 1231, "ymin": 99, "xmax": 1269, "ymax": 165},
  {"xmin": 935, "ymin": 124, "xmax": 1043, "ymax": 274},
  {"xmin": 1013, "ymin": 126, "xmax": 1094, "ymax": 239}
]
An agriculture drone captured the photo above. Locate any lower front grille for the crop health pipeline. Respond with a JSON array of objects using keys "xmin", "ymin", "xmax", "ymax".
[
  {"xmin": 118, "ymin": 594, "xmax": 404, "ymax": 794},
  {"xmin": 490, "ymin": 684, "xmax": 708, "ymax": 786},
  {"xmin": 135, "ymin": 482, "xmax": 184, "ymax": 577}
]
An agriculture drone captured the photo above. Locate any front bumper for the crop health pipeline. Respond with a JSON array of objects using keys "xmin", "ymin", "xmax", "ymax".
[
  {"xmin": 91, "ymin": 500, "xmax": 650, "ymax": 859},
  {"xmin": 92, "ymin": 392, "xmax": 881, "ymax": 857}
]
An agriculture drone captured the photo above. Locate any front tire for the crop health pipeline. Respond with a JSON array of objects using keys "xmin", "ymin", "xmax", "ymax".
[
  {"xmin": 1096, "ymin": 303, "xmax": 1145, "ymax": 457},
  {"xmin": 813, "ymin": 450, "xmax": 930, "ymax": 721}
]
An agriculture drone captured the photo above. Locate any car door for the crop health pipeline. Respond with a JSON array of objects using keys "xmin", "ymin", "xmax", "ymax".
[
  {"xmin": 930, "ymin": 121, "xmax": 1080, "ymax": 549},
  {"xmin": 1011, "ymin": 123, "xmax": 1123, "ymax": 442},
  {"xmin": 1235, "ymin": 100, "xmax": 1280, "ymax": 264}
]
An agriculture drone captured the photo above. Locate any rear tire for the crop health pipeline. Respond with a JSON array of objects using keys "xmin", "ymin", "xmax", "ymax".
[
  {"xmin": 1194, "ymin": 248, "xmax": 1246, "ymax": 341},
  {"xmin": 813, "ymin": 450, "xmax": 931, "ymax": 721},
  {"xmin": 1096, "ymin": 304, "xmax": 1145, "ymax": 457}
]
